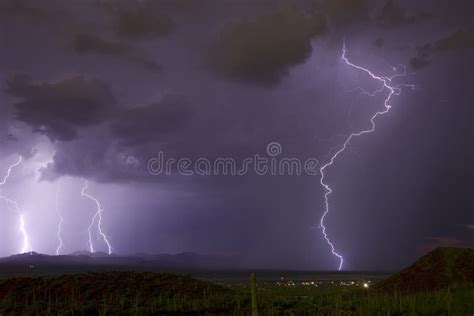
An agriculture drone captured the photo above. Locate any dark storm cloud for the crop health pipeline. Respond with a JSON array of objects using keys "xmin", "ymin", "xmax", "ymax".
[
  {"xmin": 107, "ymin": 1, "xmax": 174, "ymax": 40},
  {"xmin": 409, "ymin": 49, "xmax": 432, "ymax": 70},
  {"xmin": 209, "ymin": 6, "xmax": 327, "ymax": 84},
  {"xmin": 39, "ymin": 135, "xmax": 148, "ymax": 183},
  {"xmin": 0, "ymin": 0, "xmax": 61, "ymax": 23},
  {"xmin": 74, "ymin": 33, "xmax": 131, "ymax": 56},
  {"xmin": 0, "ymin": 0, "xmax": 78, "ymax": 37},
  {"xmin": 319, "ymin": 0, "xmax": 369, "ymax": 26},
  {"xmin": 39, "ymin": 131, "xmax": 146, "ymax": 182},
  {"xmin": 376, "ymin": 0, "xmax": 430, "ymax": 27},
  {"xmin": 39, "ymin": 94, "xmax": 194, "ymax": 182},
  {"xmin": 110, "ymin": 95, "xmax": 192, "ymax": 146},
  {"xmin": 410, "ymin": 29, "xmax": 474, "ymax": 70},
  {"xmin": 433, "ymin": 29, "xmax": 474, "ymax": 51},
  {"xmin": 72, "ymin": 33, "xmax": 162, "ymax": 72},
  {"xmin": 5, "ymin": 75, "xmax": 116, "ymax": 141}
]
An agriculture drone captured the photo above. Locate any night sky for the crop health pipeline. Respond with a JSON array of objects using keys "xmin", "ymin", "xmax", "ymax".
[{"xmin": 0, "ymin": 0, "xmax": 472, "ymax": 271}]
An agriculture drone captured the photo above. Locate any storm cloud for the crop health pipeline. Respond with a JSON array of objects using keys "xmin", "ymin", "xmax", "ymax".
[
  {"xmin": 410, "ymin": 29, "xmax": 474, "ymax": 69},
  {"xmin": 107, "ymin": 2, "xmax": 174, "ymax": 40},
  {"xmin": 72, "ymin": 33, "xmax": 162, "ymax": 72},
  {"xmin": 110, "ymin": 95, "xmax": 192, "ymax": 146},
  {"xmin": 209, "ymin": 6, "xmax": 327, "ymax": 84},
  {"xmin": 6, "ymin": 75, "xmax": 116, "ymax": 141},
  {"xmin": 376, "ymin": 0, "xmax": 430, "ymax": 27},
  {"xmin": 0, "ymin": 0, "xmax": 472, "ymax": 270},
  {"xmin": 73, "ymin": 33, "xmax": 131, "ymax": 56}
]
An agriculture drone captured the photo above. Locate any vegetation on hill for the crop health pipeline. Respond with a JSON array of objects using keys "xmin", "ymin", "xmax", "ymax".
[
  {"xmin": 375, "ymin": 247, "xmax": 474, "ymax": 293},
  {"xmin": 0, "ymin": 271, "xmax": 236, "ymax": 315}
]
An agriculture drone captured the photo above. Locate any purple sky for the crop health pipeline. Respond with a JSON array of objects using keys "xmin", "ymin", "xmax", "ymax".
[{"xmin": 0, "ymin": 0, "xmax": 472, "ymax": 270}]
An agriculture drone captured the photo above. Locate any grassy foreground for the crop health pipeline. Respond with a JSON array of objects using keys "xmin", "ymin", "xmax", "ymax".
[
  {"xmin": 0, "ymin": 272, "xmax": 235, "ymax": 315},
  {"xmin": 237, "ymin": 281, "xmax": 474, "ymax": 315},
  {"xmin": 0, "ymin": 271, "xmax": 473, "ymax": 315}
]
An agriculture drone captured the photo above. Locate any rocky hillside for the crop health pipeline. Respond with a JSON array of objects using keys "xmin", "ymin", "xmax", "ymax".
[
  {"xmin": 0, "ymin": 271, "xmax": 236, "ymax": 314},
  {"xmin": 376, "ymin": 247, "xmax": 474, "ymax": 293}
]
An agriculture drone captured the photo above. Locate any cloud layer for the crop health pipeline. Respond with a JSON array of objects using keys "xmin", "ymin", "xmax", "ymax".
[
  {"xmin": 6, "ymin": 75, "xmax": 116, "ymax": 141},
  {"xmin": 209, "ymin": 6, "xmax": 327, "ymax": 84}
]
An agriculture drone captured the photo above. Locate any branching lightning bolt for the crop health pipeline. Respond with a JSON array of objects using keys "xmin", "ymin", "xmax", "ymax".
[
  {"xmin": 0, "ymin": 156, "xmax": 22, "ymax": 187},
  {"xmin": 81, "ymin": 180, "xmax": 112, "ymax": 255},
  {"xmin": 318, "ymin": 42, "xmax": 414, "ymax": 270},
  {"xmin": 55, "ymin": 186, "xmax": 64, "ymax": 255},
  {"xmin": 0, "ymin": 156, "xmax": 32, "ymax": 254}
]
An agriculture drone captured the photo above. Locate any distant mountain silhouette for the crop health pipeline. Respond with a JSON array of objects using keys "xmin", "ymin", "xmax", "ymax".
[
  {"xmin": 376, "ymin": 247, "xmax": 474, "ymax": 292},
  {"xmin": 0, "ymin": 251, "xmax": 240, "ymax": 277},
  {"xmin": 70, "ymin": 251, "xmax": 116, "ymax": 258}
]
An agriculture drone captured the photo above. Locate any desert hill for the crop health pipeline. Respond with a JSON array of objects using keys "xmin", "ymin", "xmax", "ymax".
[
  {"xmin": 375, "ymin": 247, "xmax": 474, "ymax": 292},
  {"xmin": 0, "ymin": 271, "xmax": 235, "ymax": 314}
]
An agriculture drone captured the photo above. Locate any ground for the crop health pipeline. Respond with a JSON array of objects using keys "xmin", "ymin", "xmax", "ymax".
[{"xmin": 0, "ymin": 247, "xmax": 473, "ymax": 315}]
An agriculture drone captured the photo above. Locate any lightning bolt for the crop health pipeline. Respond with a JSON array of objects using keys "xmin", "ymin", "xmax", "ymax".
[
  {"xmin": 318, "ymin": 42, "xmax": 414, "ymax": 270},
  {"xmin": 81, "ymin": 180, "xmax": 112, "ymax": 255},
  {"xmin": 55, "ymin": 186, "xmax": 64, "ymax": 255},
  {"xmin": 0, "ymin": 156, "xmax": 32, "ymax": 254}
]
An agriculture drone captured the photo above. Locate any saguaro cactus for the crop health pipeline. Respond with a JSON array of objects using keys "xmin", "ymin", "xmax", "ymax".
[{"xmin": 250, "ymin": 272, "xmax": 258, "ymax": 316}]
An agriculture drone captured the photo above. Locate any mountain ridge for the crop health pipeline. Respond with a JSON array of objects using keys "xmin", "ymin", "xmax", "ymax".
[{"xmin": 375, "ymin": 247, "xmax": 474, "ymax": 292}]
